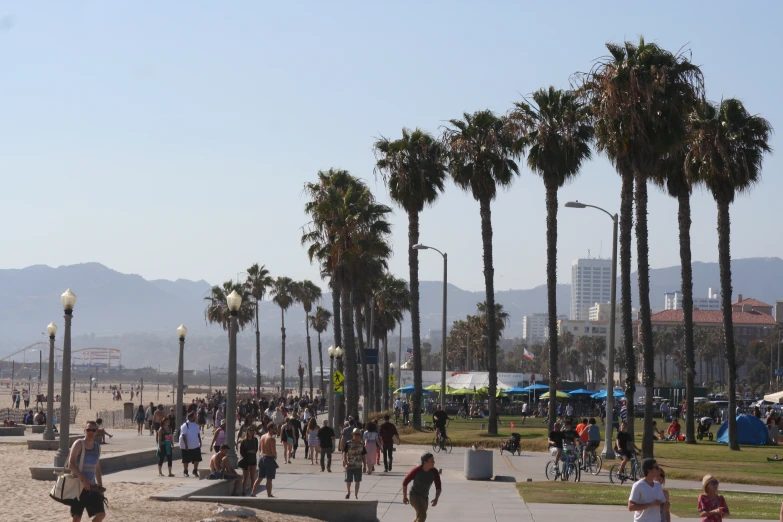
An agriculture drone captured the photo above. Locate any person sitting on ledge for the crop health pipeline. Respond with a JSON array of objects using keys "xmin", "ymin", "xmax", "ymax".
[{"xmin": 95, "ymin": 418, "xmax": 113, "ymax": 444}]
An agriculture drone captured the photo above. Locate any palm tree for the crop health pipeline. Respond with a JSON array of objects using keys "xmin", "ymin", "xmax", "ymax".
[
  {"xmin": 244, "ymin": 263, "xmax": 273, "ymax": 398},
  {"xmin": 271, "ymin": 276, "xmax": 296, "ymax": 395},
  {"xmin": 310, "ymin": 305, "xmax": 332, "ymax": 397},
  {"xmin": 292, "ymin": 280, "xmax": 322, "ymax": 400},
  {"xmin": 444, "ymin": 110, "xmax": 520, "ymax": 434},
  {"xmin": 374, "ymin": 273, "xmax": 410, "ymax": 409},
  {"xmin": 204, "ymin": 280, "xmax": 254, "ymax": 335},
  {"xmin": 687, "ymin": 98, "xmax": 772, "ymax": 450},
  {"xmin": 582, "ymin": 38, "xmax": 702, "ymax": 456},
  {"xmin": 374, "ymin": 127, "xmax": 446, "ymax": 429},
  {"xmin": 509, "ymin": 86, "xmax": 593, "ymax": 430}
]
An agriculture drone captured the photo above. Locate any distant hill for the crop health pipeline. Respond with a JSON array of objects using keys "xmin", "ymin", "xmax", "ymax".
[{"xmin": 0, "ymin": 257, "xmax": 780, "ymax": 367}]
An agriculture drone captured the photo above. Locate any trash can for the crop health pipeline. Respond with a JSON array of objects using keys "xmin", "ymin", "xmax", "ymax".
[
  {"xmin": 123, "ymin": 402, "xmax": 135, "ymax": 420},
  {"xmin": 464, "ymin": 448, "xmax": 493, "ymax": 480}
]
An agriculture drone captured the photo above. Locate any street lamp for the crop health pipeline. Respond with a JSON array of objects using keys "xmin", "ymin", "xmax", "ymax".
[
  {"xmin": 413, "ymin": 243, "xmax": 448, "ymax": 409},
  {"xmin": 43, "ymin": 322, "xmax": 58, "ymax": 440},
  {"xmin": 54, "ymin": 289, "xmax": 77, "ymax": 467},
  {"xmin": 328, "ymin": 346, "xmax": 336, "ymax": 427},
  {"xmin": 565, "ymin": 201, "xmax": 618, "ymax": 459},
  {"xmin": 176, "ymin": 324, "xmax": 187, "ymax": 436},
  {"xmin": 225, "ymin": 290, "xmax": 241, "ymax": 466}
]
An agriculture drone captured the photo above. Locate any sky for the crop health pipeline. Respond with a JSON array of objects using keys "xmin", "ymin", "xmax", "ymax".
[{"xmin": 1, "ymin": 1, "xmax": 781, "ymax": 294}]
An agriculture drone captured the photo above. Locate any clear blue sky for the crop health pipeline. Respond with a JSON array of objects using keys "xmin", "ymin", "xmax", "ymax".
[{"xmin": 1, "ymin": 1, "xmax": 780, "ymax": 294}]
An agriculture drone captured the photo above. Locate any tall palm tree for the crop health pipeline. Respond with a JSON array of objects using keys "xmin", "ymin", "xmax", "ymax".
[
  {"xmin": 444, "ymin": 110, "xmax": 520, "ymax": 434},
  {"xmin": 509, "ymin": 86, "xmax": 593, "ymax": 430},
  {"xmin": 687, "ymin": 98, "xmax": 772, "ymax": 450},
  {"xmin": 204, "ymin": 280, "xmax": 254, "ymax": 335},
  {"xmin": 374, "ymin": 273, "xmax": 410, "ymax": 409},
  {"xmin": 374, "ymin": 127, "xmax": 447, "ymax": 429},
  {"xmin": 292, "ymin": 280, "xmax": 322, "ymax": 399},
  {"xmin": 310, "ymin": 305, "xmax": 332, "ymax": 397},
  {"xmin": 271, "ymin": 276, "xmax": 296, "ymax": 395},
  {"xmin": 244, "ymin": 263, "xmax": 273, "ymax": 398}
]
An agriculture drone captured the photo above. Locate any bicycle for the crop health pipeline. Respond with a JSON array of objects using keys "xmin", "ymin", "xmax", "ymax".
[
  {"xmin": 609, "ymin": 452, "xmax": 639, "ymax": 484},
  {"xmin": 578, "ymin": 444, "xmax": 603, "ymax": 476},
  {"xmin": 545, "ymin": 448, "xmax": 580, "ymax": 482},
  {"xmin": 432, "ymin": 427, "xmax": 452, "ymax": 453}
]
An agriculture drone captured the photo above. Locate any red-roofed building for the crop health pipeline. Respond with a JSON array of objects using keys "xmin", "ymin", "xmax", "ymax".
[{"xmin": 731, "ymin": 295, "xmax": 774, "ymax": 316}]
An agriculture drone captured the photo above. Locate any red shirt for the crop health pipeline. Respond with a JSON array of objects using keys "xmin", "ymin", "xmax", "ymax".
[{"xmin": 698, "ymin": 494, "xmax": 728, "ymax": 522}]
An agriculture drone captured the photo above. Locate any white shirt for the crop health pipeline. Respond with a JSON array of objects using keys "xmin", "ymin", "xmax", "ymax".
[
  {"xmin": 522, "ymin": 403, "xmax": 528, "ymax": 413},
  {"xmin": 180, "ymin": 421, "xmax": 201, "ymax": 449},
  {"xmin": 628, "ymin": 479, "xmax": 666, "ymax": 522},
  {"xmin": 565, "ymin": 405, "xmax": 573, "ymax": 416},
  {"xmin": 394, "ymin": 399, "xmax": 402, "ymax": 410}
]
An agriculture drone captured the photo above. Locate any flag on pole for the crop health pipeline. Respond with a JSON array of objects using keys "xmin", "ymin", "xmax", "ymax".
[
  {"xmin": 523, "ymin": 348, "xmax": 534, "ymax": 361},
  {"xmin": 406, "ymin": 346, "xmax": 413, "ymax": 359}
]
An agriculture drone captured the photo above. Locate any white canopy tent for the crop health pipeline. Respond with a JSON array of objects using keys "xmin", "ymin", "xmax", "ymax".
[{"xmin": 764, "ymin": 390, "xmax": 783, "ymax": 403}]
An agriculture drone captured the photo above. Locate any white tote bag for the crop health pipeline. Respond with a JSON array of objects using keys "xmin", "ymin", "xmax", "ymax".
[{"xmin": 50, "ymin": 440, "xmax": 85, "ymax": 505}]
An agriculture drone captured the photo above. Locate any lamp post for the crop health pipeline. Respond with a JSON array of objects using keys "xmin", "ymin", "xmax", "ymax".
[
  {"xmin": 54, "ymin": 289, "xmax": 77, "ymax": 467},
  {"xmin": 565, "ymin": 201, "xmax": 618, "ymax": 459},
  {"xmin": 334, "ymin": 347, "xmax": 343, "ymax": 425},
  {"xmin": 89, "ymin": 376, "xmax": 93, "ymax": 409},
  {"xmin": 389, "ymin": 362, "xmax": 395, "ymax": 410},
  {"xmin": 176, "ymin": 324, "xmax": 187, "ymax": 436},
  {"xmin": 43, "ymin": 323, "xmax": 58, "ymax": 440},
  {"xmin": 413, "ymin": 243, "xmax": 447, "ymax": 409},
  {"xmin": 226, "ymin": 290, "xmax": 242, "ymax": 467}
]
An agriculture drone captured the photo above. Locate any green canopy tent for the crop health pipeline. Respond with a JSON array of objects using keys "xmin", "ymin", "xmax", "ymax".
[{"xmin": 539, "ymin": 390, "xmax": 571, "ymax": 399}]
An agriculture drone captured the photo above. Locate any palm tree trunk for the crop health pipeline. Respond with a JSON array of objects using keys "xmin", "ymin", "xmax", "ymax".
[
  {"xmin": 317, "ymin": 331, "xmax": 325, "ymax": 398},
  {"xmin": 374, "ymin": 335, "xmax": 381, "ymax": 412},
  {"xmin": 619, "ymin": 167, "xmax": 636, "ymax": 437},
  {"xmin": 355, "ymin": 301, "xmax": 370, "ymax": 422},
  {"xmin": 408, "ymin": 209, "xmax": 423, "ymax": 430},
  {"xmin": 676, "ymin": 191, "xmax": 697, "ymax": 444},
  {"xmin": 305, "ymin": 312, "xmax": 314, "ymax": 400},
  {"xmin": 280, "ymin": 308, "xmax": 286, "ymax": 396},
  {"xmin": 545, "ymin": 181, "xmax": 559, "ymax": 432},
  {"xmin": 717, "ymin": 196, "xmax": 739, "ymax": 450},
  {"xmin": 382, "ymin": 334, "xmax": 389, "ymax": 410},
  {"xmin": 332, "ymin": 278, "xmax": 345, "ymax": 425},
  {"xmin": 479, "ymin": 198, "xmax": 499, "ymax": 435},
  {"xmin": 255, "ymin": 306, "xmax": 261, "ymax": 398},
  {"xmin": 341, "ymin": 280, "xmax": 359, "ymax": 420},
  {"xmin": 634, "ymin": 169, "xmax": 655, "ymax": 459}
]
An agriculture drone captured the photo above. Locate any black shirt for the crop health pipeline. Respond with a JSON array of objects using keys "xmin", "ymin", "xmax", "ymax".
[
  {"xmin": 562, "ymin": 429, "xmax": 579, "ymax": 446},
  {"xmin": 549, "ymin": 431, "xmax": 564, "ymax": 449},
  {"xmin": 317, "ymin": 426, "xmax": 336, "ymax": 449},
  {"xmin": 617, "ymin": 431, "xmax": 632, "ymax": 452},
  {"xmin": 432, "ymin": 410, "xmax": 448, "ymax": 427}
]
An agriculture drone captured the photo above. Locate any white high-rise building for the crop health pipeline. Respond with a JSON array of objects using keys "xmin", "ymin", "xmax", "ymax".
[
  {"xmin": 570, "ymin": 258, "xmax": 612, "ymax": 320},
  {"xmin": 522, "ymin": 313, "xmax": 549, "ymax": 344},
  {"xmin": 663, "ymin": 288, "xmax": 721, "ymax": 311}
]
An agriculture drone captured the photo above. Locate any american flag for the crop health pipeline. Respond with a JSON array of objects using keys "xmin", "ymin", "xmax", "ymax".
[
  {"xmin": 406, "ymin": 347, "xmax": 413, "ymax": 359},
  {"xmin": 524, "ymin": 348, "xmax": 534, "ymax": 361}
]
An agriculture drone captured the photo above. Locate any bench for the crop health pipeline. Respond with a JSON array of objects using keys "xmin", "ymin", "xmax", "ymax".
[
  {"xmin": 187, "ymin": 496, "xmax": 378, "ymax": 522},
  {"xmin": 0, "ymin": 427, "xmax": 25, "ymax": 436}
]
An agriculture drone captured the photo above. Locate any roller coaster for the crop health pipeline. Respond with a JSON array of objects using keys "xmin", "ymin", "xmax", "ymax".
[{"xmin": 0, "ymin": 341, "xmax": 122, "ymax": 371}]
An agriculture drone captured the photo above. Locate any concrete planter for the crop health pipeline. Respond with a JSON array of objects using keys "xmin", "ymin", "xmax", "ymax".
[{"xmin": 464, "ymin": 449, "xmax": 493, "ymax": 480}]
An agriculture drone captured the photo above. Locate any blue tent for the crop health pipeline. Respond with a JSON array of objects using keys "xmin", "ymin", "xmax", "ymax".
[
  {"xmin": 520, "ymin": 384, "xmax": 549, "ymax": 392},
  {"xmin": 394, "ymin": 385, "xmax": 430, "ymax": 394},
  {"xmin": 505, "ymin": 387, "xmax": 529, "ymax": 394},
  {"xmin": 716, "ymin": 414, "xmax": 768, "ymax": 445},
  {"xmin": 568, "ymin": 389, "xmax": 596, "ymax": 396},
  {"xmin": 591, "ymin": 388, "xmax": 626, "ymax": 399}
]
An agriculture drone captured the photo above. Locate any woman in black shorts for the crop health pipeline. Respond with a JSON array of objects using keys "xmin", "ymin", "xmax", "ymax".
[{"xmin": 237, "ymin": 425, "xmax": 258, "ymax": 495}]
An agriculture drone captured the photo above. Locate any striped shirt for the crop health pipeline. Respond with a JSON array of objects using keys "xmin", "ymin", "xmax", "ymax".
[{"xmin": 74, "ymin": 440, "xmax": 101, "ymax": 485}]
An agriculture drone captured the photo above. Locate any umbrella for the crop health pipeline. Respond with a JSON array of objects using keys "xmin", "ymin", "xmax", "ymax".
[
  {"xmin": 520, "ymin": 384, "xmax": 549, "ymax": 392},
  {"xmin": 540, "ymin": 390, "xmax": 571, "ymax": 399},
  {"xmin": 591, "ymin": 388, "xmax": 626, "ymax": 399},
  {"xmin": 505, "ymin": 387, "xmax": 529, "ymax": 394},
  {"xmin": 449, "ymin": 387, "xmax": 473, "ymax": 396},
  {"xmin": 394, "ymin": 385, "xmax": 430, "ymax": 394},
  {"xmin": 474, "ymin": 387, "xmax": 506, "ymax": 397},
  {"xmin": 568, "ymin": 389, "xmax": 596, "ymax": 396}
]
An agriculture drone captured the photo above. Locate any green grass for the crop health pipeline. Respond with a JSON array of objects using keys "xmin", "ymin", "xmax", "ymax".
[
  {"xmin": 398, "ymin": 416, "xmax": 783, "ymax": 486},
  {"xmin": 516, "ymin": 482, "xmax": 783, "ymax": 519}
]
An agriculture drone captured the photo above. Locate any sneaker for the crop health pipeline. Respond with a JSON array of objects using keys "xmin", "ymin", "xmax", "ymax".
[{"xmin": 184, "ymin": 470, "xmax": 189, "ymax": 477}]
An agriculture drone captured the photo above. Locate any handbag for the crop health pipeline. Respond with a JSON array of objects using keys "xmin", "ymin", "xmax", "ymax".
[{"xmin": 50, "ymin": 440, "xmax": 85, "ymax": 505}]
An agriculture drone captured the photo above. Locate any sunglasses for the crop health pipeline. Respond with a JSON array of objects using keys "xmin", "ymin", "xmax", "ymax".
[
  {"xmin": 86, "ymin": 428, "xmax": 98, "ymax": 432},
  {"xmin": 710, "ymin": 480, "xmax": 719, "ymax": 486}
]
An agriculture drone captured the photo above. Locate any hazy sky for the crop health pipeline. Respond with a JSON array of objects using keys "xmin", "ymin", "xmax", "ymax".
[{"xmin": 1, "ymin": 2, "xmax": 780, "ymax": 293}]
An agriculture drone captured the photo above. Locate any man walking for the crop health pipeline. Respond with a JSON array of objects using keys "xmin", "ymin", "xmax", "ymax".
[
  {"xmin": 378, "ymin": 414, "xmax": 400, "ymax": 472},
  {"xmin": 342, "ymin": 428, "xmax": 366, "ymax": 499},
  {"xmin": 317, "ymin": 419, "xmax": 336, "ymax": 472},
  {"xmin": 179, "ymin": 412, "xmax": 202, "ymax": 477},
  {"xmin": 402, "ymin": 452, "xmax": 442, "ymax": 522},
  {"xmin": 253, "ymin": 422, "xmax": 278, "ymax": 497},
  {"xmin": 628, "ymin": 458, "xmax": 666, "ymax": 522}
]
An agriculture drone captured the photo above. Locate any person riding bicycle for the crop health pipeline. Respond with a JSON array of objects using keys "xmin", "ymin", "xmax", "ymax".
[
  {"xmin": 547, "ymin": 423, "xmax": 564, "ymax": 466},
  {"xmin": 561, "ymin": 421, "xmax": 579, "ymax": 464},
  {"xmin": 582, "ymin": 417, "xmax": 601, "ymax": 467},
  {"xmin": 432, "ymin": 405, "xmax": 449, "ymax": 440},
  {"xmin": 615, "ymin": 421, "xmax": 640, "ymax": 478}
]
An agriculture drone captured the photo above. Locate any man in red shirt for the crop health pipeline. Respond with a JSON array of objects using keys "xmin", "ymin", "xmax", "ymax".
[{"xmin": 402, "ymin": 452, "xmax": 442, "ymax": 522}]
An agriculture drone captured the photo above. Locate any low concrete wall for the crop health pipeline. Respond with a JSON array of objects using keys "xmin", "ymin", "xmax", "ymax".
[
  {"xmin": 188, "ymin": 496, "xmax": 378, "ymax": 522},
  {"xmin": 30, "ymin": 445, "xmax": 183, "ymax": 480},
  {"xmin": 28, "ymin": 425, "xmax": 46, "ymax": 434},
  {"xmin": 149, "ymin": 479, "xmax": 240, "ymax": 500},
  {"xmin": 28, "ymin": 435, "xmax": 81, "ymax": 451},
  {"xmin": 0, "ymin": 427, "xmax": 25, "ymax": 436}
]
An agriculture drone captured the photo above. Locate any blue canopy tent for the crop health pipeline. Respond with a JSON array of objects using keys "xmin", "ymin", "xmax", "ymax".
[
  {"xmin": 568, "ymin": 389, "xmax": 596, "ymax": 396},
  {"xmin": 520, "ymin": 384, "xmax": 550, "ymax": 392},
  {"xmin": 395, "ymin": 385, "xmax": 430, "ymax": 394},
  {"xmin": 591, "ymin": 388, "xmax": 626, "ymax": 399},
  {"xmin": 716, "ymin": 414, "xmax": 768, "ymax": 445},
  {"xmin": 505, "ymin": 387, "xmax": 530, "ymax": 394}
]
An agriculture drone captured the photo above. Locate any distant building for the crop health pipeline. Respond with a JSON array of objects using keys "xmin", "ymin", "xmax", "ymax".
[
  {"xmin": 556, "ymin": 318, "xmax": 621, "ymax": 350},
  {"xmin": 732, "ymin": 295, "xmax": 773, "ymax": 316},
  {"xmin": 589, "ymin": 302, "xmax": 622, "ymax": 322},
  {"xmin": 570, "ymin": 258, "xmax": 612, "ymax": 321},
  {"xmin": 522, "ymin": 313, "xmax": 548, "ymax": 344},
  {"xmin": 663, "ymin": 288, "xmax": 721, "ymax": 311}
]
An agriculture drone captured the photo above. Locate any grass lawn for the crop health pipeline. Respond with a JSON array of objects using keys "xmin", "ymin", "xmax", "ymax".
[
  {"xmin": 397, "ymin": 417, "xmax": 783, "ymax": 486},
  {"xmin": 516, "ymin": 482, "xmax": 783, "ymax": 520}
]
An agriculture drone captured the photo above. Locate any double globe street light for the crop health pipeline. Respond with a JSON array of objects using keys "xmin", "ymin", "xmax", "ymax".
[
  {"xmin": 176, "ymin": 324, "xmax": 188, "ymax": 436},
  {"xmin": 225, "ymin": 290, "xmax": 242, "ymax": 466},
  {"xmin": 54, "ymin": 289, "xmax": 77, "ymax": 468}
]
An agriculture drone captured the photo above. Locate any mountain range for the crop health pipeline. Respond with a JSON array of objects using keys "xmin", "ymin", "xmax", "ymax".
[{"xmin": 1, "ymin": 257, "xmax": 781, "ymax": 369}]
